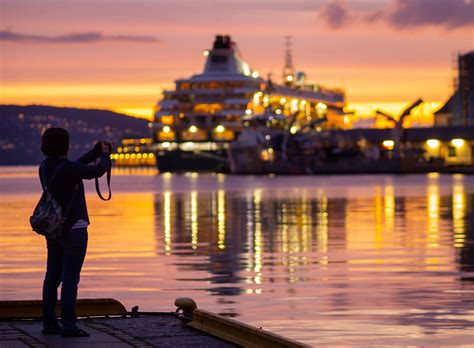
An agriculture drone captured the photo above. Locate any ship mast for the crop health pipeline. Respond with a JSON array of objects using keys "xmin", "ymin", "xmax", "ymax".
[{"xmin": 282, "ymin": 36, "xmax": 295, "ymax": 87}]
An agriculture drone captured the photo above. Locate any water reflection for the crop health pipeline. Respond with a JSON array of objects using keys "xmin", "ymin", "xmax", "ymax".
[
  {"xmin": 2, "ymin": 174, "xmax": 474, "ymax": 345},
  {"xmin": 151, "ymin": 178, "xmax": 474, "ymax": 296},
  {"xmin": 453, "ymin": 175, "xmax": 466, "ymax": 249}
]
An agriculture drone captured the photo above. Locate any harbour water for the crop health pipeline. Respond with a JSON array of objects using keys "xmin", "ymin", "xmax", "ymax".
[{"xmin": 1, "ymin": 168, "xmax": 473, "ymax": 346}]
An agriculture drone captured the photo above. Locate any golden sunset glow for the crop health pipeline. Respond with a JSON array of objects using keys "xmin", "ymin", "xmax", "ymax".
[{"xmin": 2, "ymin": 1, "xmax": 472, "ymax": 125}]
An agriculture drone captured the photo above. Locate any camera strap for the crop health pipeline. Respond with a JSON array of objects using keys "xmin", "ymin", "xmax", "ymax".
[{"xmin": 95, "ymin": 167, "xmax": 112, "ymax": 201}]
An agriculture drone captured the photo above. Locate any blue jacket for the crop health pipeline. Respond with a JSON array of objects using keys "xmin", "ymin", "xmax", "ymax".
[{"xmin": 39, "ymin": 148, "xmax": 111, "ymax": 232}]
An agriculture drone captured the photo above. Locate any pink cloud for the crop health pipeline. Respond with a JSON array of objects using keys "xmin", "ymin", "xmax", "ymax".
[
  {"xmin": 0, "ymin": 30, "xmax": 159, "ymax": 43},
  {"xmin": 318, "ymin": 0, "xmax": 474, "ymax": 30}
]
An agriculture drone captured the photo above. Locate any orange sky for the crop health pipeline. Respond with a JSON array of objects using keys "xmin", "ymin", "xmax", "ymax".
[{"xmin": 1, "ymin": 0, "xmax": 473, "ymax": 120}]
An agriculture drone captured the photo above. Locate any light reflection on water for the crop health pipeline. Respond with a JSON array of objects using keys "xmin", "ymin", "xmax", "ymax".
[{"xmin": 1, "ymin": 171, "xmax": 474, "ymax": 346}]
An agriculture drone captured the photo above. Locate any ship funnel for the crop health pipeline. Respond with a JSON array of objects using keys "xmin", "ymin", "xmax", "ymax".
[{"xmin": 202, "ymin": 35, "xmax": 252, "ymax": 76}]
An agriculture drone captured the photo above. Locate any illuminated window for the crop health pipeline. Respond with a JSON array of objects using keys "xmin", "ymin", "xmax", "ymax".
[
  {"xmin": 426, "ymin": 139, "xmax": 440, "ymax": 148},
  {"xmin": 451, "ymin": 139, "xmax": 465, "ymax": 147},
  {"xmin": 161, "ymin": 115, "xmax": 174, "ymax": 124},
  {"xmin": 382, "ymin": 140, "xmax": 395, "ymax": 150},
  {"xmin": 157, "ymin": 130, "xmax": 175, "ymax": 141}
]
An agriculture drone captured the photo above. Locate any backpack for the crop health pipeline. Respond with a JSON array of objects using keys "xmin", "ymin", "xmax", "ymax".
[{"xmin": 30, "ymin": 162, "xmax": 76, "ymax": 238}]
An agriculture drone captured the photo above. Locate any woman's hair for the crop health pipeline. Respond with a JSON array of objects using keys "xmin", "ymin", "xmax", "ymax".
[{"xmin": 41, "ymin": 127, "xmax": 70, "ymax": 157}]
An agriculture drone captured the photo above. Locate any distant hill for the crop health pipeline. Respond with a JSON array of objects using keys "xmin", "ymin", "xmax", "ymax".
[{"xmin": 0, "ymin": 105, "xmax": 150, "ymax": 165}]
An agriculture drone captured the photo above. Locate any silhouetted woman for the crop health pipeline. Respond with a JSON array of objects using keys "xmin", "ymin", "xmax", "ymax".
[{"xmin": 39, "ymin": 128, "xmax": 111, "ymax": 337}]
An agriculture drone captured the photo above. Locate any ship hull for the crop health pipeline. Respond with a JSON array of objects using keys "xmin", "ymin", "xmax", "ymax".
[
  {"xmin": 156, "ymin": 149, "xmax": 229, "ymax": 173},
  {"xmin": 227, "ymin": 145, "xmax": 474, "ymax": 175}
]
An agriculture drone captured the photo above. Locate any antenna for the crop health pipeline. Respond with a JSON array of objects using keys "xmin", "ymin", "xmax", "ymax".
[
  {"xmin": 284, "ymin": 36, "xmax": 294, "ymax": 71},
  {"xmin": 283, "ymin": 36, "xmax": 295, "ymax": 86}
]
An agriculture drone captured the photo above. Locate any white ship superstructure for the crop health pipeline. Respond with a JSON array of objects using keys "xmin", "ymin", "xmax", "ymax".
[{"xmin": 152, "ymin": 35, "xmax": 346, "ymax": 172}]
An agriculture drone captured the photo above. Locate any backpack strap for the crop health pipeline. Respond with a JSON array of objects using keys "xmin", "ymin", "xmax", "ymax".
[
  {"xmin": 41, "ymin": 162, "xmax": 68, "ymax": 191},
  {"xmin": 39, "ymin": 161, "xmax": 47, "ymax": 190}
]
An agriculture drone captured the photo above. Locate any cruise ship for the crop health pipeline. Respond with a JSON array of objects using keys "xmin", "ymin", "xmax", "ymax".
[{"xmin": 152, "ymin": 35, "xmax": 346, "ymax": 172}]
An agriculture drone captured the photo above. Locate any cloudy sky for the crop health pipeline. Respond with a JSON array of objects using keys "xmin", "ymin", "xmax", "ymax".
[{"xmin": 1, "ymin": 0, "xmax": 473, "ymax": 118}]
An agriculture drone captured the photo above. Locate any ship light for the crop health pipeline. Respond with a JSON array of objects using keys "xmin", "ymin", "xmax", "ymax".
[
  {"xmin": 451, "ymin": 139, "xmax": 465, "ymax": 147},
  {"xmin": 135, "ymin": 146, "xmax": 140, "ymax": 152},
  {"xmin": 280, "ymin": 98, "xmax": 287, "ymax": 104},
  {"xmin": 265, "ymin": 135, "xmax": 271, "ymax": 140},
  {"xmin": 253, "ymin": 93, "xmax": 260, "ymax": 105},
  {"xmin": 290, "ymin": 126, "xmax": 298, "ymax": 134},
  {"xmin": 131, "ymin": 153, "xmax": 136, "ymax": 159},
  {"xmin": 382, "ymin": 140, "xmax": 395, "ymax": 150},
  {"xmin": 245, "ymin": 109, "xmax": 252, "ymax": 115},
  {"xmin": 163, "ymin": 126, "xmax": 171, "ymax": 133},
  {"xmin": 263, "ymin": 96, "xmax": 269, "ymax": 103},
  {"xmin": 189, "ymin": 125, "xmax": 198, "ymax": 133},
  {"xmin": 426, "ymin": 139, "xmax": 440, "ymax": 148},
  {"xmin": 275, "ymin": 109, "xmax": 282, "ymax": 115},
  {"xmin": 317, "ymin": 103, "xmax": 327, "ymax": 110},
  {"xmin": 137, "ymin": 153, "xmax": 143, "ymax": 159},
  {"xmin": 286, "ymin": 75, "xmax": 294, "ymax": 82},
  {"xmin": 215, "ymin": 125, "xmax": 225, "ymax": 133},
  {"xmin": 117, "ymin": 147, "xmax": 122, "ymax": 153},
  {"xmin": 252, "ymin": 71, "xmax": 259, "ymax": 78},
  {"xmin": 301, "ymin": 100, "xmax": 307, "ymax": 105},
  {"xmin": 148, "ymin": 122, "xmax": 153, "ymax": 128},
  {"xmin": 203, "ymin": 50, "xmax": 210, "ymax": 56}
]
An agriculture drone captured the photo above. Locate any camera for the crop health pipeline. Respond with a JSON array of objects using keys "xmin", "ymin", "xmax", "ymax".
[
  {"xmin": 99, "ymin": 140, "xmax": 113, "ymax": 154},
  {"xmin": 103, "ymin": 141, "xmax": 112, "ymax": 152}
]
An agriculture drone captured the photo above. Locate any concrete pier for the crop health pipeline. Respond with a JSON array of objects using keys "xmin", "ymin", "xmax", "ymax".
[{"xmin": 1, "ymin": 315, "xmax": 238, "ymax": 347}]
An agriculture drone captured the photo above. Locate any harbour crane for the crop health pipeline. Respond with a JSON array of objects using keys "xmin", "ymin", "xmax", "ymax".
[{"xmin": 375, "ymin": 98, "xmax": 423, "ymax": 158}]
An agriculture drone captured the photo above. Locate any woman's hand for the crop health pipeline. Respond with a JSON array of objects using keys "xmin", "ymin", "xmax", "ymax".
[
  {"xmin": 101, "ymin": 141, "xmax": 113, "ymax": 154},
  {"xmin": 93, "ymin": 141, "xmax": 103, "ymax": 155}
]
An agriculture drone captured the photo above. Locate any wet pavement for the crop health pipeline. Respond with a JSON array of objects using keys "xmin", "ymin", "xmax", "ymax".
[{"xmin": 0, "ymin": 316, "xmax": 239, "ymax": 347}]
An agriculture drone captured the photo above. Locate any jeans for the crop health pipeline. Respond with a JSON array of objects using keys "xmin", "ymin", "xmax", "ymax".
[{"xmin": 42, "ymin": 227, "xmax": 88, "ymax": 331}]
